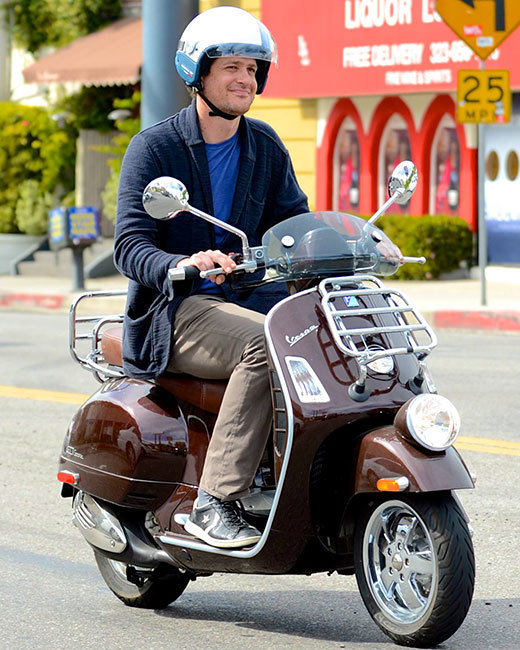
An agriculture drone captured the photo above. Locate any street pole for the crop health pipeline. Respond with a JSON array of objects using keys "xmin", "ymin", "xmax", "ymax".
[
  {"xmin": 477, "ymin": 59, "xmax": 487, "ymax": 306},
  {"xmin": 72, "ymin": 248, "xmax": 85, "ymax": 291},
  {"xmin": 0, "ymin": 0, "xmax": 12, "ymax": 100},
  {"xmin": 141, "ymin": 0, "xmax": 198, "ymax": 129}
]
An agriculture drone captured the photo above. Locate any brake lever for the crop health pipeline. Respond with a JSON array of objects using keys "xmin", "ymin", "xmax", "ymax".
[{"xmin": 402, "ymin": 256, "xmax": 426, "ymax": 265}]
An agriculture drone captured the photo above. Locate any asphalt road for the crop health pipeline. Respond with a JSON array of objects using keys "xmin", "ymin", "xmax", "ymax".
[{"xmin": 0, "ymin": 311, "xmax": 519, "ymax": 649}]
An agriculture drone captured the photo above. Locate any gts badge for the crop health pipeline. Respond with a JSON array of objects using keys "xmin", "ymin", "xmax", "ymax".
[
  {"xmin": 344, "ymin": 296, "xmax": 360, "ymax": 307},
  {"xmin": 286, "ymin": 324, "xmax": 318, "ymax": 347}
]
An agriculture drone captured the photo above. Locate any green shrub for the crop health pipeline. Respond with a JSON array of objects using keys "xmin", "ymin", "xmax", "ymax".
[
  {"xmin": 99, "ymin": 91, "xmax": 141, "ymax": 223},
  {"xmin": 376, "ymin": 214, "xmax": 473, "ymax": 280},
  {"xmin": 15, "ymin": 179, "xmax": 53, "ymax": 235},
  {"xmin": 0, "ymin": 102, "xmax": 76, "ymax": 233},
  {"xmin": 53, "ymin": 84, "xmax": 134, "ymax": 133}
]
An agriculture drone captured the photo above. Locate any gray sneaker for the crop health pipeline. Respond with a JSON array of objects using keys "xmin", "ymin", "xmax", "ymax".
[{"xmin": 184, "ymin": 496, "xmax": 261, "ymax": 548}]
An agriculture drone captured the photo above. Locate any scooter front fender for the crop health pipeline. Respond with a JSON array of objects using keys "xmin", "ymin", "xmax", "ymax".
[{"xmin": 354, "ymin": 425, "xmax": 474, "ymax": 494}]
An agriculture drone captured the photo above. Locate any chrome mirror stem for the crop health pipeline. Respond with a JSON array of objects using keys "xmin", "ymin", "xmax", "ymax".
[
  {"xmin": 186, "ymin": 205, "xmax": 252, "ymax": 262},
  {"xmin": 365, "ymin": 190, "xmax": 403, "ymax": 227}
]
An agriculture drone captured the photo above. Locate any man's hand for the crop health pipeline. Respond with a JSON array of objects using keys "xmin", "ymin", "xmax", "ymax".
[
  {"xmin": 375, "ymin": 240, "xmax": 404, "ymax": 266},
  {"xmin": 177, "ymin": 250, "xmax": 237, "ymax": 284}
]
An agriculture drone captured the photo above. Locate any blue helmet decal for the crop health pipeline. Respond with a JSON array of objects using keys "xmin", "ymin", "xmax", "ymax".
[{"xmin": 175, "ymin": 51, "xmax": 198, "ymax": 85}]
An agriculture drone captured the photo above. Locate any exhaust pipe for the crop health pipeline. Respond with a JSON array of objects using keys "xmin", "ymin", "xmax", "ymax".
[{"xmin": 73, "ymin": 492, "xmax": 127, "ymax": 553}]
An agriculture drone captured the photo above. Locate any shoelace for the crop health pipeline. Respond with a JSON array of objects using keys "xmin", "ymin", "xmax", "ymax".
[{"xmin": 214, "ymin": 499, "xmax": 245, "ymax": 528}]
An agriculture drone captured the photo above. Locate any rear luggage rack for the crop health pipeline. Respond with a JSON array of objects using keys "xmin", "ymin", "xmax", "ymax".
[
  {"xmin": 318, "ymin": 275, "xmax": 437, "ymax": 400},
  {"xmin": 69, "ymin": 290, "xmax": 127, "ymax": 382}
]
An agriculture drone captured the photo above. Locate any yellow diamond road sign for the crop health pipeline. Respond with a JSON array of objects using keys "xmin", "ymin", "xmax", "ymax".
[
  {"xmin": 436, "ymin": 0, "xmax": 520, "ymax": 60},
  {"xmin": 457, "ymin": 69, "xmax": 511, "ymax": 123}
]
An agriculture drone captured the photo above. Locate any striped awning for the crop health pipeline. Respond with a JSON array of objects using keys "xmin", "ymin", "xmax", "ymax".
[{"xmin": 23, "ymin": 17, "xmax": 142, "ymax": 86}]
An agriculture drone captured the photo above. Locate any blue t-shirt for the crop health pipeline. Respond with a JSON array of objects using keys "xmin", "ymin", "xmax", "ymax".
[{"xmin": 198, "ymin": 131, "xmax": 241, "ymax": 294}]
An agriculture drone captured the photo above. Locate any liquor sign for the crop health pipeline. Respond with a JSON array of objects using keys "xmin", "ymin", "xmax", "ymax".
[
  {"xmin": 436, "ymin": 0, "xmax": 520, "ymax": 60},
  {"xmin": 457, "ymin": 69, "xmax": 511, "ymax": 122},
  {"xmin": 260, "ymin": 0, "xmax": 520, "ymax": 98}
]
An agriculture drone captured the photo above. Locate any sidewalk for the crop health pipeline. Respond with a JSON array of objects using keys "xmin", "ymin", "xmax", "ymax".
[{"xmin": 1, "ymin": 267, "xmax": 519, "ymax": 332}]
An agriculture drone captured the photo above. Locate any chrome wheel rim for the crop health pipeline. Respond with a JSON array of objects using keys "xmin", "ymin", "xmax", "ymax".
[
  {"xmin": 106, "ymin": 559, "xmax": 153, "ymax": 584},
  {"xmin": 363, "ymin": 500, "xmax": 437, "ymax": 625},
  {"xmin": 107, "ymin": 558, "xmax": 130, "ymax": 581}
]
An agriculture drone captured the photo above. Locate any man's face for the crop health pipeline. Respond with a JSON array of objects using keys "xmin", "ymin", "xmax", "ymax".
[{"xmin": 201, "ymin": 57, "xmax": 258, "ymax": 116}]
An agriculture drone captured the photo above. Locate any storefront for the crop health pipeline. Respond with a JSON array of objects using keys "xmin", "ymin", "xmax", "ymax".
[{"xmin": 261, "ymin": 0, "xmax": 520, "ymax": 259}]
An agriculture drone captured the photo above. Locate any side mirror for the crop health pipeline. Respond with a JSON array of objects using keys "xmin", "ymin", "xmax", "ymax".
[
  {"xmin": 365, "ymin": 160, "xmax": 418, "ymax": 228},
  {"xmin": 388, "ymin": 160, "xmax": 418, "ymax": 205},
  {"xmin": 142, "ymin": 176, "xmax": 253, "ymax": 262},
  {"xmin": 142, "ymin": 177, "xmax": 190, "ymax": 220}
]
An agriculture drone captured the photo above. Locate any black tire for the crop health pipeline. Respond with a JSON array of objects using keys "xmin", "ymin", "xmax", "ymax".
[
  {"xmin": 94, "ymin": 551, "xmax": 191, "ymax": 609},
  {"xmin": 354, "ymin": 492, "xmax": 475, "ymax": 648}
]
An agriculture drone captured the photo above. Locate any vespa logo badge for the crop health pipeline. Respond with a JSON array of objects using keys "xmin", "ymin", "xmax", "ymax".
[
  {"xmin": 286, "ymin": 324, "xmax": 318, "ymax": 347},
  {"xmin": 65, "ymin": 445, "xmax": 84, "ymax": 460}
]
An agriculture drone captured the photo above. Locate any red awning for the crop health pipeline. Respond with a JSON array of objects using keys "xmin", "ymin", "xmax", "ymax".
[{"xmin": 23, "ymin": 17, "xmax": 142, "ymax": 86}]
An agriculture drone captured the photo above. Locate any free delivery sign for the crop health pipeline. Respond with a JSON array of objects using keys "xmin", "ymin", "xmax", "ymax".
[{"xmin": 261, "ymin": 0, "xmax": 520, "ymax": 97}]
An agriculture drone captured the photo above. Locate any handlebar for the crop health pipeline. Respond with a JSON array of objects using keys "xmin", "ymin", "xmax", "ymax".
[
  {"xmin": 167, "ymin": 255, "xmax": 427, "ymax": 282},
  {"xmin": 402, "ymin": 256, "xmax": 426, "ymax": 265},
  {"xmin": 167, "ymin": 265, "xmax": 201, "ymax": 282}
]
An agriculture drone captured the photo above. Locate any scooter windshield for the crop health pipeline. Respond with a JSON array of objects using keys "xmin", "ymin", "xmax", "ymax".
[{"xmin": 238, "ymin": 211, "xmax": 401, "ymax": 287}]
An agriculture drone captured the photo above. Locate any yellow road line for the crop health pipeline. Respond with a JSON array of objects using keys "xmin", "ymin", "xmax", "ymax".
[
  {"xmin": 457, "ymin": 435, "xmax": 520, "ymax": 449},
  {"xmin": 456, "ymin": 435, "xmax": 520, "ymax": 457},
  {"xmin": 0, "ymin": 384, "xmax": 89, "ymax": 405},
  {"xmin": 1, "ymin": 385, "xmax": 519, "ymax": 457}
]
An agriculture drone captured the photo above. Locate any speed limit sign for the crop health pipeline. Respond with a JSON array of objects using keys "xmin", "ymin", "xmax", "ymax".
[{"xmin": 457, "ymin": 69, "xmax": 511, "ymax": 123}]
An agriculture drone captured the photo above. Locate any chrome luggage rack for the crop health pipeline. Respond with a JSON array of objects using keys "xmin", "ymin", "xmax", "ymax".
[
  {"xmin": 69, "ymin": 290, "xmax": 127, "ymax": 382},
  {"xmin": 318, "ymin": 275, "xmax": 437, "ymax": 399}
]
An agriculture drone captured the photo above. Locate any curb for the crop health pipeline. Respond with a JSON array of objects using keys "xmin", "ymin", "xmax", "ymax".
[
  {"xmin": 432, "ymin": 310, "xmax": 520, "ymax": 332},
  {"xmin": 0, "ymin": 291, "xmax": 67, "ymax": 311}
]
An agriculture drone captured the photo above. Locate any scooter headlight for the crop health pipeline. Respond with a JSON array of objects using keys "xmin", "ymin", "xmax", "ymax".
[{"xmin": 404, "ymin": 394, "xmax": 460, "ymax": 451}]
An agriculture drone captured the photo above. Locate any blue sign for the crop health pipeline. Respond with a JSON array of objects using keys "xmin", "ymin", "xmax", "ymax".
[
  {"xmin": 487, "ymin": 219, "xmax": 520, "ymax": 264},
  {"xmin": 68, "ymin": 206, "xmax": 100, "ymax": 242},
  {"xmin": 48, "ymin": 207, "xmax": 67, "ymax": 245}
]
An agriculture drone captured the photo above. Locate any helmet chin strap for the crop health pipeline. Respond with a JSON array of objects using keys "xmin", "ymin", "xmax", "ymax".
[{"xmin": 198, "ymin": 91, "xmax": 239, "ymax": 121}]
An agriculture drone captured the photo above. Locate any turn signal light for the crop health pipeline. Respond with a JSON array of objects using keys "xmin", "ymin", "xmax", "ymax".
[
  {"xmin": 376, "ymin": 476, "xmax": 409, "ymax": 492},
  {"xmin": 57, "ymin": 471, "xmax": 79, "ymax": 485}
]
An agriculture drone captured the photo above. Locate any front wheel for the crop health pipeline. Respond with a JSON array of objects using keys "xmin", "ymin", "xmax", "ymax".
[
  {"xmin": 94, "ymin": 551, "xmax": 191, "ymax": 609},
  {"xmin": 354, "ymin": 493, "xmax": 475, "ymax": 647}
]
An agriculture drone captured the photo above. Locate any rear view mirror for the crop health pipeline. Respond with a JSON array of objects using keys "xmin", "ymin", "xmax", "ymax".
[
  {"xmin": 388, "ymin": 160, "xmax": 418, "ymax": 205},
  {"xmin": 142, "ymin": 177, "xmax": 190, "ymax": 220}
]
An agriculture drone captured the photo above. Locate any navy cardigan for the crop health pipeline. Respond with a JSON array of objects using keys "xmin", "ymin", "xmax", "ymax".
[{"xmin": 114, "ymin": 101, "xmax": 309, "ymax": 379}]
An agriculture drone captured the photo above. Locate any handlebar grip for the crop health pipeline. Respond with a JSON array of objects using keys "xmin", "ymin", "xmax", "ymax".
[{"xmin": 167, "ymin": 265, "xmax": 201, "ymax": 281}]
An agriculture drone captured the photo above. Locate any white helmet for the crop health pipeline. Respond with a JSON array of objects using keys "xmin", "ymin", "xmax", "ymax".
[{"xmin": 175, "ymin": 6, "xmax": 278, "ymax": 95}]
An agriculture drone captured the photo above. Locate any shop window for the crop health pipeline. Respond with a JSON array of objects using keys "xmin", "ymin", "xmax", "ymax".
[
  {"xmin": 431, "ymin": 119, "xmax": 460, "ymax": 215},
  {"xmin": 486, "ymin": 151, "xmax": 499, "ymax": 181},
  {"xmin": 379, "ymin": 116, "xmax": 412, "ymax": 212},
  {"xmin": 333, "ymin": 118, "xmax": 361, "ymax": 213},
  {"xmin": 506, "ymin": 150, "xmax": 519, "ymax": 181}
]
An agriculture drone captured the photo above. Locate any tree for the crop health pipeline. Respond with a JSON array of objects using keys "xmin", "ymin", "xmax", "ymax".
[{"xmin": 3, "ymin": 0, "xmax": 122, "ymax": 53}]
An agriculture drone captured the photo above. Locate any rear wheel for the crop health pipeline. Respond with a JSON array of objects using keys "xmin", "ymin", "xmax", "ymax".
[
  {"xmin": 354, "ymin": 493, "xmax": 475, "ymax": 647},
  {"xmin": 94, "ymin": 551, "xmax": 190, "ymax": 609}
]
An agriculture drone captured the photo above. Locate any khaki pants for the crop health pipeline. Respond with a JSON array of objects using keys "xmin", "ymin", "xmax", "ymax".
[{"xmin": 168, "ymin": 295, "xmax": 272, "ymax": 500}]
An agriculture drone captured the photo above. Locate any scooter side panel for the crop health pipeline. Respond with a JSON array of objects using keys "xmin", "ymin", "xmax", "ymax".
[
  {"xmin": 59, "ymin": 377, "xmax": 189, "ymax": 508},
  {"xmin": 354, "ymin": 425, "xmax": 475, "ymax": 492}
]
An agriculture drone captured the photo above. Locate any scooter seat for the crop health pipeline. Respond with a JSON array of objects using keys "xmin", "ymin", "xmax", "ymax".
[{"xmin": 101, "ymin": 327, "xmax": 227, "ymax": 415}]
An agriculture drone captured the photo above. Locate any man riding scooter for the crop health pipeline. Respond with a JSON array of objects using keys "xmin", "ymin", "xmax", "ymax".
[{"xmin": 114, "ymin": 6, "xmax": 308, "ymax": 548}]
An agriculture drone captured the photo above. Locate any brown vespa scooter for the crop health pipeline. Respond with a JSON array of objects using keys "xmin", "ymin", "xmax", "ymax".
[{"xmin": 58, "ymin": 162, "xmax": 475, "ymax": 647}]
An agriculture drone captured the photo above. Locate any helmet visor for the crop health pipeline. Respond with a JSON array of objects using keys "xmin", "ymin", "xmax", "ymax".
[{"xmin": 205, "ymin": 42, "xmax": 278, "ymax": 66}]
